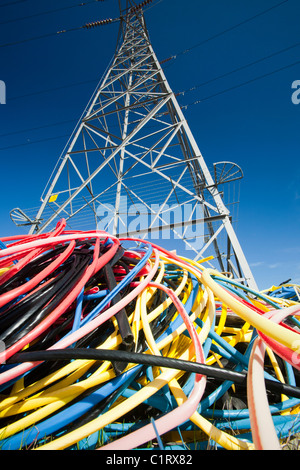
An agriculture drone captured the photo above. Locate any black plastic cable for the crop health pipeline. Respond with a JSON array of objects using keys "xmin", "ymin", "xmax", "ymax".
[
  {"xmin": 8, "ymin": 348, "xmax": 300, "ymax": 400},
  {"xmin": 0, "ymin": 251, "xmax": 93, "ymax": 348},
  {"xmin": 103, "ymin": 264, "xmax": 134, "ymax": 346},
  {"xmin": 0, "ymin": 245, "xmax": 66, "ymax": 294},
  {"xmin": 102, "ymin": 262, "xmax": 135, "ymax": 375}
]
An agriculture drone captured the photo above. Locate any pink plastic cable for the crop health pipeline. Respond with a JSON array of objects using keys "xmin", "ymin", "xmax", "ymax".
[
  {"xmin": 100, "ymin": 280, "xmax": 207, "ymax": 450},
  {"xmin": 0, "ymin": 247, "xmax": 160, "ymax": 386},
  {"xmin": 0, "ymin": 231, "xmax": 107, "ymax": 261},
  {"xmin": 248, "ymin": 303, "xmax": 300, "ymax": 450},
  {"xmin": 0, "ymin": 218, "xmax": 67, "ymax": 246},
  {"xmin": 247, "ymin": 336, "xmax": 281, "ymax": 450}
]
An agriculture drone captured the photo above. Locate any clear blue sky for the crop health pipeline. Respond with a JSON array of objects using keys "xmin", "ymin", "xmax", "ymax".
[{"xmin": 0, "ymin": 0, "xmax": 299, "ymax": 290}]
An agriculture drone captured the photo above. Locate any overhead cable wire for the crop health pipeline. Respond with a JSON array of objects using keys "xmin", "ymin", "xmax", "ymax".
[
  {"xmin": 160, "ymin": 0, "xmax": 290, "ymax": 64},
  {"xmin": 0, "ymin": 15, "xmax": 120, "ymax": 49},
  {"xmin": 2, "ymin": 55, "xmax": 299, "ymax": 150},
  {"xmin": 7, "ymin": 37, "xmax": 300, "ymax": 105},
  {"xmin": 0, "ymin": 119, "xmax": 77, "ymax": 138},
  {"xmin": 0, "ymin": 0, "xmax": 288, "ymax": 50},
  {"xmin": 9, "ymin": 78, "xmax": 99, "ymax": 102},
  {"xmin": 0, "ymin": 0, "xmax": 29, "ymax": 7},
  {"xmin": 176, "ymin": 40, "xmax": 300, "ymax": 98},
  {"xmin": 0, "ymin": 134, "xmax": 71, "ymax": 152},
  {"xmin": 0, "ymin": 0, "xmax": 106, "ymax": 26},
  {"xmin": 180, "ymin": 58, "xmax": 300, "ymax": 110}
]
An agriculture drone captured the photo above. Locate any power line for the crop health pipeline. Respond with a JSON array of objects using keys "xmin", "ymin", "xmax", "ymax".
[
  {"xmin": 3, "ymin": 48, "xmax": 299, "ymax": 141},
  {"xmin": 0, "ymin": 0, "xmax": 289, "ymax": 51},
  {"xmin": 0, "ymin": 16, "xmax": 120, "ymax": 49},
  {"xmin": 2, "ymin": 57, "xmax": 299, "ymax": 151},
  {"xmin": 0, "ymin": 0, "xmax": 106, "ymax": 26},
  {"xmin": 0, "ymin": 0, "xmax": 29, "ymax": 7},
  {"xmin": 0, "ymin": 30, "xmax": 77, "ymax": 49},
  {"xmin": 10, "ymin": 78, "xmax": 99, "ymax": 102},
  {"xmin": 160, "ymin": 0, "xmax": 290, "ymax": 64},
  {"xmin": 0, "ymin": 134, "xmax": 70, "ymax": 151},
  {"xmin": 181, "ymin": 58, "xmax": 300, "ymax": 109},
  {"xmin": 0, "ymin": 0, "xmax": 295, "ymax": 142},
  {"xmin": 0, "ymin": 119, "xmax": 77, "ymax": 138},
  {"xmin": 9, "ymin": 36, "xmax": 300, "ymax": 104},
  {"xmin": 176, "ymin": 40, "xmax": 300, "ymax": 98}
]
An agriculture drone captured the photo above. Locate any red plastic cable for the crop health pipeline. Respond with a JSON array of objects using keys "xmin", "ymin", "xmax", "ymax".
[{"xmin": 0, "ymin": 232, "xmax": 120, "ymax": 365}]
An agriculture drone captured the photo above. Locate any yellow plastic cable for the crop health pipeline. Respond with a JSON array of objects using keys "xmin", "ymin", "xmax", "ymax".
[
  {"xmin": 201, "ymin": 269, "xmax": 300, "ymax": 355},
  {"xmin": 0, "ymin": 262, "xmax": 191, "ymax": 430},
  {"xmin": 140, "ymin": 281, "xmax": 253, "ymax": 451},
  {"xmin": 35, "ymin": 337, "xmax": 200, "ymax": 449},
  {"xmin": 0, "ymin": 267, "xmax": 11, "ymax": 277},
  {"xmin": 33, "ymin": 260, "xmax": 207, "ymax": 449},
  {"xmin": 1, "ymin": 244, "xmax": 298, "ymax": 451}
]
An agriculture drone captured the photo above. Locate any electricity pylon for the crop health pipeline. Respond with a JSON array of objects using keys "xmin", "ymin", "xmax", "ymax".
[{"xmin": 10, "ymin": 0, "xmax": 258, "ymax": 290}]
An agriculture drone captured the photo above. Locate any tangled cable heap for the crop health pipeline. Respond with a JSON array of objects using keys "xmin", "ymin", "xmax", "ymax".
[{"xmin": 0, "ymin": 219, "xmax": 299, "ymax": 451}]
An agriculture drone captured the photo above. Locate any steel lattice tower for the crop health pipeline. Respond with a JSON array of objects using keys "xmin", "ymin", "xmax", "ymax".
[{"xmin": 11, "ymin": 0, "xmax": 258, "ymax": 290}]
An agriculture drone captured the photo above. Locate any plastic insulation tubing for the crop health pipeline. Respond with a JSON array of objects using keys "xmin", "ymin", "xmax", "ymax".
[
  {"xmin": 0, "ymin": 366, "xmax": 142, "ymax": 450},
  {"xmin": 138, "ymin": 282, "xmax": 254, "ymax": 452},
  {"xmin": 196, "ymin": 332, "xmax": 256, "ymax": 417},
  {"xmin": 102, "ymin": 263, "xmax": 133, "ymax": 347},
  {"xmin": 0, "ymin": 240, "xmax": 76, "ymax": 309},
  {"xmin": 0, "ymin": 232, "xmax": 111, "ymax": 369},
  {"xmin": 20, "ymin": 352, "xmax": 186, "ymax": 449},
  {"xmin": 117, "ymin": 242, "xmax": 298, "ymax": 445},
  {"xmin": 0, "ymin": 230, "xmax": 107, "ymax": 261},
  {"xmin": 257, "ymin": 305, "xmax": 300, "ymax": 371},
  {"xmin": 215, "ymin": 413, "xmax": 300, "ymax": 434},
  {"xmin": 6, "ymin": 268, "xmax": 298, "ymax": 404},
  {"xmin": 0, "ymin": 370, "xmax": 116, "ymax": 442},
  {"xmin": 211, "ymin": 274, "xmax": 282, "ymax": 310},
  {"xmin": 247, "ymin": 337, "xmax": 281, "ymax": 450},
  {"xmin": 0, "ymin": 231, "xmax": 299, "ymax": 449},
  {"xmin": 198, "ymin": 314, "xmax": 290, "ymax": 389},
  {"xmin": 93, "ymin": 280, "xmax": 207, "ymax": 451},
  {"xmin": 9, "ymin": 348, "xmax": 300, "ymax": 401},
  {"xmin": 0, "ymin": 261, "xmax": 184, "ymax": 445},
  {"xmin": 71, "ymin": 366, "xmax": 145, "ymax": 451},
  {"xmin": 0, "ymin": 218, "xmax": 70, "ymax": 246},
  {"xmin": 0, "ymin": 249, "xmax": 92, "ymax": 349},
  {"xmin": 33, "ymin": 273, "xmax": 206, "ymax": 450},
  {"xmin": 100, "ymin": 284, "xmax": 251, "ymax": 451},
  {"xmin": 0, "ymin": 252, "xmax": 162, "ymax": 414},
  {"xmin": 70, "ymin": 287, "xmax": 84, "ymax": 340},
  {"xmin": 0, "ymin": 235, "xmax": 104, "ymax": 364},
  {"xmin": 77, "ymin": 243, "xmax": 153, "ymax": 328},
  {"xmin": 196, "ymin": 318, "xmax": 300, "ymax": 401},
  {"xmin": 0, "ymin": 218, "xmax": 67, "ymax": 287},
  {"xmin": 201, "ymin": 268, "xmax": 300, "ymax": 355},
  {"xmin": 0, "ymin": 240, "xmax": 17, "ymax": 266},
  {"xmin": 0, "ymin": 247, "xmax": 160, "ymax": 387}
]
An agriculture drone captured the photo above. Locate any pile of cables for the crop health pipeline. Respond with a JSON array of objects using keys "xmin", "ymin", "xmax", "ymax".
[{"xmin": 0, "ymin": 218, "xmax": 299, "ymax": 451}]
